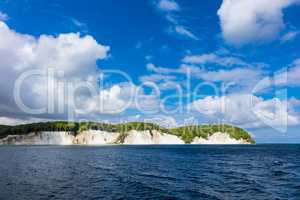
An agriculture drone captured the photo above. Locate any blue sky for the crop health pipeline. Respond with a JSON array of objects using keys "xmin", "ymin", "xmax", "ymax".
[{"xmin": 1, "ymin": 0, "xmax": 300, "ymax": 143}]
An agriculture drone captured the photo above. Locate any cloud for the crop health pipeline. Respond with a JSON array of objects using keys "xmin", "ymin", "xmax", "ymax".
[
  {"xmin": 182, "ymin": 53, "xmax": 249, "ymax": 67},
  {"xmin": 281, "ymin": 31, "xmax": 299, "ymax": 42},
  {"xmin": 142, "ymin": 60, "xmax": 265, "ymax": 98},
  {"xmin": 155, "ymin": 0, "xmax": 198, "ymax": 40},
  {"xmin": 145, "ymin": 62, "xmax": 263, "ymax": 85},
  {"xmin": 217, "ymin": 0, "xmax": 299, "ymax": 46},
  {"xmin": 157, "ymin": 0, "xmax": 180, "ymax": 11},
  {"xmin": 286, "ymin": 60, "xmax": 300, "ymax": 86},
  {"xmin": 139, "ymin": 74, "xmax": 177, "ymax": 83},
  {"xmin": 178, "ymin": 65, "xmax": 264, "ymax": 93},
  {"xmin": 275, "ymin": 58, "xmax": 300, "ymax": 86},
  {"xmin": 0, "ymin": 116, "xmax": 47, "ymax": 126},
  {"xmin": 69, "ymin": 17, "xmax": 88, "ymax": 32},
  {"xmin": 70, "ymin": 18, "xmax": 86, "ymax": 28},
  {"xmin": 0, "ymin": 19, "xmax": 166, "ymax": 123},
  {"xmin": 172, "ymin": 25, "xmax": 199, "ymax": 40},
  {"xmin": 0, "ymin": 12, "xmax": 8, "ymax": 21},
  {"xmin": 190, "ymin": 94, "xmax": 300, "ymax": 129},
  {"xmin": 140, "ymin": 65, "xmax": 181, "ymax": 90},
  {"xmin": 0, "ymin": 21, "xmax": 108, "ymax": 76},
  {"xmin": 146, "ymin": 63, "xmax": 179, "ymax": 74},
  {"xmin": 289, "ymin": 97, "xmax": 300, "ymax": 106},
  {"xmin": 136, "ymin": 114, "xmax": 178, "ymax": 128},
  {"xmin": 194, "ymin": 67, "xmax": 262, "ymax": 83},
  {"xmin": 76, "ymin": 84, "xmax": 135, "ymax": 115},
  {"xmin": 145, "ymin": 55, "xmax": 153, "ymax": 61},
  {"xmin": 183, "ymin": 52, "xmax": 270, "ymax": 70},
  {"xmin": 0, "ymin": 21, "xmax": 111, "ymax": 121},
  {"xmin": 0, "ymin": 116, "xmax": 27, "ymax": 125}
]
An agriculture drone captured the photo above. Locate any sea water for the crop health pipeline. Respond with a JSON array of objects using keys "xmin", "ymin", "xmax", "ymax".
[{"xmin": 0, "ymin": 145, "xmax": 299, "ymax": 200}]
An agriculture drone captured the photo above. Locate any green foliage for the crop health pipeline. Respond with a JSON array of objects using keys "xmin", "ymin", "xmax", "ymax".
[
  {"xmin": 170, "ymin": 124, "xmax": 255, "ymax": 144},
  {"xmin": 76, "ymin": 121, "xmax": 170, "ymax": 134},
  {"xmin": 0, "ymin": 121, "xmax": 255, "ymax": 144},
  {"xmin": 0, "ymin": 121, "xmax": 78, "ymax": 139},
  {"xmin": 115, "ymin": 132, "xmax": 129, "ymax": 144},
  {"xmin": 0, "ymin": 125, "xmax": 11, "ymax": 139}
]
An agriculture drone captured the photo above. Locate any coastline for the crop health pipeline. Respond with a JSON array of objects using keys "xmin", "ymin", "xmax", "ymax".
[{"xmin": 0, "ymin": 122, "xmax": 255, "ymax": 145}]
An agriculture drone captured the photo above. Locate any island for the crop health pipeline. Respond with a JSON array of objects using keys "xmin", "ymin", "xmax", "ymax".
[{"xmin": 0, "ymin": 121, "xmax": 255, "ymax": 145}]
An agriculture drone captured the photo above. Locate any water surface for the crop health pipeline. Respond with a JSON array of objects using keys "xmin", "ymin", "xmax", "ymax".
[{"xmin": 0, "ymin": 145, "xmax": 300, "ymax": 200}]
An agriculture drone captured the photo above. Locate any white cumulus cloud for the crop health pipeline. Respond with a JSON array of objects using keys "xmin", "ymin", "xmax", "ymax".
[
  {"xmin": 0, "ymin": 21, "xmax": 112, "ymax": 121},
  {"xmin": 190, "ymin": 94, "xmax": 300, "ymax": 130},
  {"xmin": 217, "ymin": 0, "xmax": 299, "ymax": 46}
]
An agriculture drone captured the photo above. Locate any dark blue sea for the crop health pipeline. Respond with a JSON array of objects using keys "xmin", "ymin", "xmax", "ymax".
[{"xmin": 0, "ymin": 145, "xmax": 300, "ymax": 200}]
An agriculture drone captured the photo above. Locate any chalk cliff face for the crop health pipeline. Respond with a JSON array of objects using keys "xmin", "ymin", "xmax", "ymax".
[
  {"xmin": 73, "ymin": 130, "xmax": 120, "ymax": 145},
  {"xmin": 123, "ymin": 130, "xmax": 185, "ymax": 145},
  {"xmin": 191, "ymin": 132, "xmax": 250, "ymax": 144},
  {"xmin": 0, "ymin": 130, "xmax": 251, "ymax": 145},
  {"xmin": 0, "ymin": 132, "xmax": 74, "ymax": 145}
]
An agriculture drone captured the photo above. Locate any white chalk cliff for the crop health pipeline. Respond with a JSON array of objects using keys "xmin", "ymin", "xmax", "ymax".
[
  {"xmin": 0, "ymin": 132, "xmax": 74, "ymax": 145},
  {"xmin": 73, "ymin": 130, "xmax": 120, "ymax": 145},
  {"xmin": 191, "ymin": 132, "xmax": 249, "ymax": 144},
  {"xmin": 123, "ymin": 130, "xmax": 185, "ymax": 145},
  {"xmin": 0, "ymin": 130, "xmax": 251, "ymax": 145}
]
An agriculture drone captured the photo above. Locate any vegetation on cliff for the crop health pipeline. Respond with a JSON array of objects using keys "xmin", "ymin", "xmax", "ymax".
[
  {"xmin": 0, "ymin": 121, "xmax": 255, "ymax": 144},
  {"xmin": 170, "ymin": 124, "xmax": 255, "ymax": 144}
]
